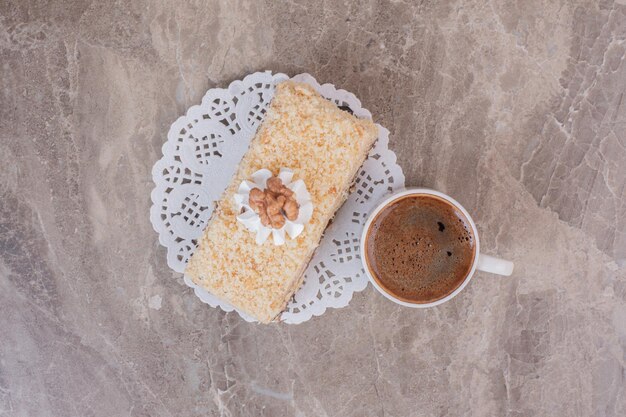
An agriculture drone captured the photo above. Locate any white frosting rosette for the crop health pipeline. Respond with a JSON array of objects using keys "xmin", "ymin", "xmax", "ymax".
[{"xmin": 234, "ymin": 168, "xmax": 313, "ymax": 245}]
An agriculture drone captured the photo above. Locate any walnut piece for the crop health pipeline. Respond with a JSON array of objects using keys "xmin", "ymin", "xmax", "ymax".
[
  {"xmin": 283, "ymin": 198, "xmax": 298, "ymax": 221},
  {"xmin": 267, "ymin": 177, "xmax": 294, "ymax": 197},
  {"xmin": 248, "ymin": 176, "xmax": 300, "ymax": 229}
]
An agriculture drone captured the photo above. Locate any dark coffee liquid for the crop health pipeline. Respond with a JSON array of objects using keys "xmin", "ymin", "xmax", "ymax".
[{"xmin": 365, "ymin": 194, "xmax": 476, "ymax": 303}]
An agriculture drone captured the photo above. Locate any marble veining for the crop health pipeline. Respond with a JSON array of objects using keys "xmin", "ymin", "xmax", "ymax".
[{"xmin": 1, "ymin": 1, "xmax": 625, "ymax": 416}]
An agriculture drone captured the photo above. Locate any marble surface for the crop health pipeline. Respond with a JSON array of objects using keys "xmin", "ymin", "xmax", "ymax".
[{"xmin": 1, "ymin": 0, "xmax": 625, "ymax": 416}]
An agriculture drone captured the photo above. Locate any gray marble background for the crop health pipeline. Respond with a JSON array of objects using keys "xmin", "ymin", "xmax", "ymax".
[{"xmin": 1, "ymin": 1, "xmax": 626, "ymax": 416}]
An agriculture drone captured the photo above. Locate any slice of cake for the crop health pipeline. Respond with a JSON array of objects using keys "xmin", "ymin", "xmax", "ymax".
[{"xmin": 185, "ymin": 80, "xmax": 378, "ymax": 323}]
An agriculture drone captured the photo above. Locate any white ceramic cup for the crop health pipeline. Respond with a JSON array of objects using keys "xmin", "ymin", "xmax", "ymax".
[{"xmin": 360, "ymin": 188, "xmax": 514, "ymax": 308}]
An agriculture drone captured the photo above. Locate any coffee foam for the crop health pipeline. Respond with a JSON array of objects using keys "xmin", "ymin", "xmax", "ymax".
[{"xmin": 365, "ymin": 194, "xmax": 476, "ymax": 303}]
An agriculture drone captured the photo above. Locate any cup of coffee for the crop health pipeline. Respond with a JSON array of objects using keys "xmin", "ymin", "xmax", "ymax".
[{"xmin": 361, "ymin": 188, "xmax": 513, "ymax": 308}]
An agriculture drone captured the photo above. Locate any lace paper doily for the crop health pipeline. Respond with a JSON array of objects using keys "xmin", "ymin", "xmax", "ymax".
[{"xmin": 150, "ymin": 71, "xmax": 405, "ymax": 324}]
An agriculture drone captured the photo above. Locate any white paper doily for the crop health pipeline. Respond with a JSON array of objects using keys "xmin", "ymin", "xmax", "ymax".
[{"xmin": 150, "ymin": 71, "xmax": 405, "ymax": 324}]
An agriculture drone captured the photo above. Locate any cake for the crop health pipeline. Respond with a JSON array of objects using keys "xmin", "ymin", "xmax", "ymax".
[{"xmin": 185, "ymin": 80, "xmax": 378, "ymax": 323}]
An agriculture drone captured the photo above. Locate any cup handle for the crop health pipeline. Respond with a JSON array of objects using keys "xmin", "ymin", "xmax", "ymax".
[{"xmin": 476, "ymin": 254, "xmax": 514, "ymax": 276}]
